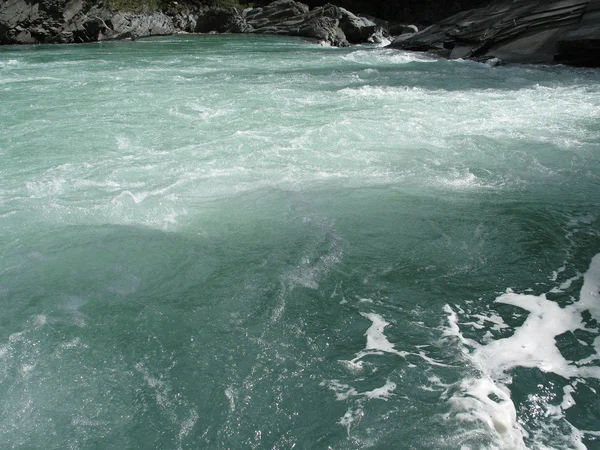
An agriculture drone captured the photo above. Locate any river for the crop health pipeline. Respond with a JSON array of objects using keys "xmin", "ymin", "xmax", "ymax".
[{"xmin": 1, "ymin": 34, "xmax": 599, "ymax": 449}]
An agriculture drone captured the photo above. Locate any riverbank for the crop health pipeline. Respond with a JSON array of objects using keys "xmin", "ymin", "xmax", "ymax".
[
  {"xmin": 0, "ymin": 0, "xmax": 391, "ymax": 47},
  {"xmin": 1, "ymin": 0, "xmax": 599, "ymax": 67}
]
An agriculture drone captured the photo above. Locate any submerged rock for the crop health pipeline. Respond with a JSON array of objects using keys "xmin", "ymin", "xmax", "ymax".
[{"xmin": 388, "ymin": 0, "xmax": 600, "ymax": 67}]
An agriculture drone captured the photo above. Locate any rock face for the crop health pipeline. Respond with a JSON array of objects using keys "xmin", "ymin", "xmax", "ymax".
[
  {"xmin": 244, "ymin": 0, "xmax": 382, "ymax": 46},
  {"xmin": 388, "ymin": 0, "xmax": 600, "ymax": 67},
  {"xmin": 0, "ymin": 0, "xmax": 175, "ymax": 44},
  {"xmin": 195, "ymin": 7, "xmax": 251, "ymax": 34},
  {"xmin": 0, "ymin": 0, "xmax": 385, "ymax": 47},
  {"xmin": 100, "ymin": 12, "xmax": 175, "ymax": 40},
  {"xmin": 254, "ymin": 0, "xmax": 489, "ymax": 26}
]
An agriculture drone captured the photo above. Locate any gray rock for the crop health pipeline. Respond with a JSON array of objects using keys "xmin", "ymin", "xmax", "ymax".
[
  {"xmin": 0, "ymin": 0, "xmax": 175, "ymax": 44},
  {"xmin": 100, "ymin": 12, "xmax": 174, "ymax": 40},
  {"xmin": 196, "ymin": 7, "xmax": 251, "ymax": 34},
  {"xmin": 244, "ymin": 1, "xmax": 345, "ymax": 46},
  {"xmin": 171, "ymin": 12, "xmax": 199, "ymax": 33},
  {"xmin": 0, "ymin": 0, "xmax": 41, "ymax": 43},
  {"xmin": 0, "ymin": 0, "xmax": 41, "ymax": 29},
  {"xmin": 245, "ymin": 0, "xmax": 310, "ymax": 26},
  {"xmin": 388, "ymin": 23, "xmax": 418, "ymax": 36},
  {"xmin": 244, "ymin": 0, "xmax": 385, "ymax": 46},
  {"xmin": 388, "ymin": 0, "xmax": 600, "ymax": 67},
  {"xmin": 367, "ymin": 28, "xmax": 388, "ymax": 44},
  {"xmin": 63, "ymin": 0, "xmax": 84, "ymax": 22},
  {"xmin": 0, "ymin": 0, "xmax": 386, "ymax": 47},
  {"xmin": 338, "ymin": 7, "xmax": 375, "ymax": 43}
]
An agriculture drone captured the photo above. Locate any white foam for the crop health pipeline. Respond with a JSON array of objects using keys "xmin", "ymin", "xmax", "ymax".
[
  {"xmin": 0, "ymin": 59, "xmax": 20, "ymax": 68},
  {"xmin": 560, "ymin": 383, "xmax": 577, "ymax": 411},
  {"xmin": 363, "ymin": 379, "xmax": 396, "ymax": 400},
  {"xmin": 344, "ymin": 312, "xmax": 448, "ymax": 369},
  {"xmin": 111, "ymin": 190, "xmax": 149, "ymax": 205},
  {"xmin": 343, "ymin": 313, "xmax": 407, "ymax": 370},
  {"xmin": 225, "ymin": 386, "xmax": 236, "ymax": 411},
  {"xmin": 338, "ymin": 407, "xmax": 364, "ymax": 434},
  {"xmin": 25, "ymin": 177, "xmax": 66, "ymax": 198},
  {"xmin": 445, "ymin": 378, "xmax": 518, "ymax": 437},
  {"xmin": 323, "ymin": 378, "xmax": 395, "ymax": 402},
  {"xmin": 362, "ymin": 313, "xmax": 404, "ymax": 355},
  {"xmin": 473, "ymin": 292, "xmax": 589, "ymax": 380},
  {"xmin": 342, "ymin": 49, "xmax": 436, "ymax": 65},
  {"xmin": 177, "ymin": 408, "xmax": 198, "ymax": 448},
  {"xmin": 443, "ymin": 253, "xmax": 600, "ymax": 447},
  {"xmin": 322, "ymin": 380, "xmax": 359, "ymax": 401}
]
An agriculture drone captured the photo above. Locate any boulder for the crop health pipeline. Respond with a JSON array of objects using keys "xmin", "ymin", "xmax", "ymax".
[
  {"xmin": 244, "ymin": 1, "xmax": 345, "ymax": 46},
  {"xmin": 244, "ymin": 0, "xmax": 386, "ymax": 46},
  {"xmin": 338, "ymin": 7, "xmax": 376, "ymax": 43},
  {"xmin": 388, "ymin": 0, "xmax": 600, "ymax": 67}
]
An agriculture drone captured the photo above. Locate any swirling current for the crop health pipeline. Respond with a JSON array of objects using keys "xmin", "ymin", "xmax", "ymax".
[{"xmin": 1, "ymin": 34, "xmax": 599, "ymax": 449}]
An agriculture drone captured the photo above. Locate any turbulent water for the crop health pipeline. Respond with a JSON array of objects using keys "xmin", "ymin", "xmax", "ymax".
[{"xmin": 1, "ymin": 34, "xmax": 600, "ymax": 449}]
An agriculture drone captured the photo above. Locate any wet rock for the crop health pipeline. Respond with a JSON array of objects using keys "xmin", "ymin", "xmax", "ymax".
[
  {"xmin": 388, "ymin": 23, "xmax": 418, "ymax": 36},
  {"xmin": 245, "ymin": 0, "xmax": 386, "ymax": 47},
  {"xmin": 0, "ymin": 0, "xmax": 386, "ymax": 47},
  {"xmin": 367, "ymin": 28, "xmax": 388, "ymax": 44},
  {"xmin": 338, "ymin": 7, "xmax": 376, "ymax": 43},
  {"xmin": 388, "ymin": 0, "xmax": 600, "ymax": 67}
]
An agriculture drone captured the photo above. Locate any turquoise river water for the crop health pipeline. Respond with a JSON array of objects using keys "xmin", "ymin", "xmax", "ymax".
[{"xmin": 1, "ymin": 34, "xmax": 600, "ymax": 449}]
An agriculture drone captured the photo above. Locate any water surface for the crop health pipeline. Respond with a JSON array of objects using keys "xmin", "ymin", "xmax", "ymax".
[{"xmin": 1, "ymin": 34, "xmax": 600, "ymax": 449}]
